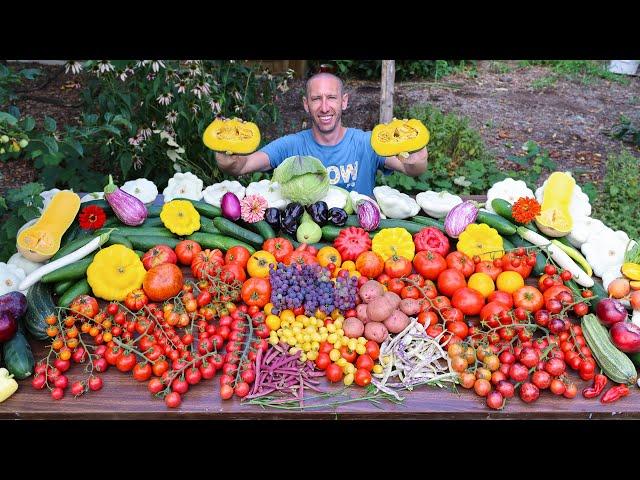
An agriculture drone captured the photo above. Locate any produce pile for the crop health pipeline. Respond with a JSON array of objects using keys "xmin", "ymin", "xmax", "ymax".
[{"xmin": 1, "ymin": 117, "xmax": 640, "ymax": 412}]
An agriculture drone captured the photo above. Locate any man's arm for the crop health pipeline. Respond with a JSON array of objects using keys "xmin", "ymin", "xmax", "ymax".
[
  {"xmin": 215, "ymin": 151, "xmax": 272, "ymax": 177},
  {"xmin": 383, "ymin": 147, "xmax": 429, "ymax": 177}
]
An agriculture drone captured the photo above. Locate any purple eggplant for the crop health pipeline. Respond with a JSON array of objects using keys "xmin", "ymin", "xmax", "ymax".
[
  {"xmin": 264, "ymin": 207, "xmax": 281, "ymax": 230},
  {"xmin": 327, "ymin": 207, "xmax": 348, "ymax": 226},
  {"xmin": 0, "ymin": 292, "xmax": 27, "ymax": 320},
  {"xmin": 221, "ymin": 192, "xmax": 241, "ymax": 221},
  {"xmin": 357, "ymin": 200, "xmax": 380, "ymax": 231},
  {"xmin": 104, "ymin": 175, "xmax": 148, "ymax": 226},
  {"xmin": 0, "ymin": 311, "xmax": 17, "ymax": 343}
]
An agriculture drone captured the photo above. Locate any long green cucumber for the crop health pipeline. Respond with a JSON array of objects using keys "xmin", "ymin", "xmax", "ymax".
[
  {"xmin": 106, "ymin": 233, "xmax": 133, "ymax": 249},
  {"xmin": 147, "ymin": 204, "xmax": 163, "ymax": 217},
  {"xmin": 103, "ymin": 226, "xmax": 175, "ymax": 237},
  {"xmin": 200, "ymin": 217, "xmax": 220, "ymax": 234},
  {"xmin": 290, "ymin": 239, "xmax": 331, "ymax": 250},
  {"xmin": 476, "ymin": 211, "xmax": 517, "ymax": 236},
  {"xmin": 134, "ymin": 250, "xmax": 144, "ymax": 258},
  {"xmin": 54, "ymin": 279, "xmax": 76, "ymax": 296},
  {"xmin": 490, "ymin": 198, "xmax": 517, "ymax": 224},
  {"xmin": 186, "ymin": 232, "xmax": 256, "ymax": 254},
  {"xmin": 58, "ymin": 278, "xmax": 91, "ymax": 307},
  {"xmin": 410, "ymin": 216, "xmax": 446, "ymax": 231},
  {"xmin": 213, "ymin": 217, "xmax": 264, "ymax": 247},
  {"xmin": 50, "ymin": 235, "xmax": 97, "ymax": 261},
  {"xmin": 242, "ymin": 220, "xmax": 276, "ymax": 241},
  {"xmin": 41, "ymin": 254, "xmax": 95, "ymax": 283},
  {"xmin": 172, "ymin": 198, "xmax": 222, "ymax": 218},
  {"xmin": 81, "ymin": 199, "xmax": 112, "ymax": 213},
  {"xmin": 127, "ymin": 236, "xmax": 180, "ymax": 250},
  {"xmin": 502, "ymin": 237, "xmax": 515, "ymax": 251},
  {"xmin": 321, "ymin": 225, "xmax": 343, "ymax": 242},
  {"xmin": 141, "ymin": 216, "xmax": 164, "ymax": 227}
]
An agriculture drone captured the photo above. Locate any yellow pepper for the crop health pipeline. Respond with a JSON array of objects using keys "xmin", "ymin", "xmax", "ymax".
[
  {"xmin": 457, "ymin": 223, "xmax": 504, "ymax": 261},
  {"xmin": 160, "ymin": 200, "xmax": 200, "ymax": 236},
  {"xmin": 622, "ymin": 263, "xmax": 640, "ymax": 281},
  {"xmin": 87, "ymin": 244, "xmax": 146, "ymax": 301},
  {"xmin": 371, "ymin": 228, "xmax": 415, "ymax": 261}
]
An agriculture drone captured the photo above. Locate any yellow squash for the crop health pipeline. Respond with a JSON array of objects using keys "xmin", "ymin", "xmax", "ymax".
[
  {"xmin": 371, "ymin": 118, "xmax": 430, "ymax": 157},
  {"xmin": 160, "ymin": 200, "xmax": 200, "ymax": 236},
  {"xmin": 457, "ymin": 223, "xmax": 504, "ymax": 261},
  {"xmin": 371, "ymin": 228, "xmax": 415, "ymax": 261},
  {"xmin": 202, "ymin": 117, "xmax": 261, "ymax": 154},
  {"xmin": 535, "ymin": 172, "xmax": 574, "ymax": 237},
  {"xmin": 86, "ymin": 244, "xmax": 146, "ymax": 301},
  {"xmin": 16, "ymin": 191, "xmax": 81, "ymax": 262},
  {"xmin": 622, "ymin": 263, "xmax": 640, "ymax": 281}
]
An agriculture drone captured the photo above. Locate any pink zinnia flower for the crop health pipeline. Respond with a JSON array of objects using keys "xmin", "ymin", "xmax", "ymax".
[{"xmin": 240, "ymin": 194, "xmax": 268, "ymax": 223}]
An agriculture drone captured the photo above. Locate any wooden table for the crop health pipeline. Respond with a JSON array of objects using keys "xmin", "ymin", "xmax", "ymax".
[{"xmin": 2, "ymin": 194, "xmax": 638, "ymax": 419}]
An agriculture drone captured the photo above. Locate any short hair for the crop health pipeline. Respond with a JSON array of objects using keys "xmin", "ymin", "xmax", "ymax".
[{"xmin": 305, "ymin": 73, "xmax": 344, "ymax": 98}]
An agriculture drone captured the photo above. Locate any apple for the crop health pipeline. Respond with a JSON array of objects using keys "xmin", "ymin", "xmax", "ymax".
[{"xmin": 142, "ymin": 245, "xmax": 178, "ymax": 270}]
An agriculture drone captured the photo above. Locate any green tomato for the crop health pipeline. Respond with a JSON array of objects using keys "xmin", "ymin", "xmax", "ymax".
[
  {"xmin": 0, "ymin": 148, "xmax": 5, "ymax": 154},
  {"xmin": 0, "ymin": 135, "xmax": 9, "ymax": 143},
  {"xmin": 19, "ymin": 139, "xmax": 28, "ymax": 148}
]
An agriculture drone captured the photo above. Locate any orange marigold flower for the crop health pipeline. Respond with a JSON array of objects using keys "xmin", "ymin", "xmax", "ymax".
[{"xmin": 512, "ymin": 197, "xmax": 541, "ymax": 224}]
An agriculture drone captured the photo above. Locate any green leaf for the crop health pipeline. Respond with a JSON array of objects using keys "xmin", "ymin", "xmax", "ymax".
[
  {"xmin": 19, "ymin": 68, "xmax": 41, "ymax": 80},
  {"xmin": 0, "ymin": 196, "xmax": 7, "ymax": 211},
  {"xmin": 42, "ymin": 136, "xmax": 59, "ymax": 154},
  {"xmin": 7, "ymin": 106, "xmax": 20, "ymax": 119},
  {"xmin": 42, "ymin": 153, "xmax": 63, "ymax": 166},
  {"xmin": 0, "ymin": 112, "xmax": 18, "ymax": 125},
  {"xmin": 102, "ymin": 124, "xmax": 121, "ymax": 136},
  {"xmin": 65, "ymin": 138, "xmax": 84, "ymax": 156},
  {"xmin": 119, "ymin": 152, "xmax": 132, "ymax": 179},
  {"xmin": 44, "ymin": 116, "xmax": 57, "ymax": 132},
  {"xmin": 581, "ymin": 182, "xmax": 598, "ymax": 204},
  {"xmin": 22, "ymin": 116, "xmax": 36, "ymax": 132}
]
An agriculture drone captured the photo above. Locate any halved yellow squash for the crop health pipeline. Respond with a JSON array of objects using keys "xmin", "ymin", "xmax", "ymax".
[
  {"xmin": 371, "ymin": 118, "xmax": 430, "ymax": 157},
  {"xmin": 17, "ymin": 191, "xmax": 81, "ymax": 262},
  {"xmin": 202, "ymin": 117, "xmax": 261, "ymax": 154},
  {"xmin": 535, "ymin": 172, "xmax": 574, "ymax": 237}
]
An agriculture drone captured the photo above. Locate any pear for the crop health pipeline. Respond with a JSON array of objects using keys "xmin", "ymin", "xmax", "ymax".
[{"xmin": 296, "ymin": 212, "xmax": 322, "ymax": 244}]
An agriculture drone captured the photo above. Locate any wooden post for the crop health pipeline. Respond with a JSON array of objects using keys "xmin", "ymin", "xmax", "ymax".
[{"xmin": 379, "ymin": 60, "xmax": 396, "ymax": 124}]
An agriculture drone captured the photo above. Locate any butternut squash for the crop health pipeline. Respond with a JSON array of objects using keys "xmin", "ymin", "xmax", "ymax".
[
  {"xmin": 17, "ymin": 191, "xmax": 81, "ymax": 262},
  {"xmin": 535, "ymin": 172, "xmax": 574, "ymax": 237}
]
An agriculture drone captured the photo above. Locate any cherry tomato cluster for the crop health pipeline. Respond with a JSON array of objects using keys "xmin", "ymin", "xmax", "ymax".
[
  {"xmin": 314, "ymin": 337, "xmax": 379, "ymax": 388},
  {"xmin": 557, "ymin": 324, "xmax": 596, "ymax": 380}
]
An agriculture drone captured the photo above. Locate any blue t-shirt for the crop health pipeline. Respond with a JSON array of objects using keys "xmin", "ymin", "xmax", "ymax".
[{"xmin": 260, "ymin": 128, "xmax": 387, "ymax": 197}]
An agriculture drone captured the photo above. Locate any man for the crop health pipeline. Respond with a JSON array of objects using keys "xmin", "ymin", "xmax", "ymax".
[{"xmin": 214, "ymin": 72, "xmax": 428, "ymax": 197}]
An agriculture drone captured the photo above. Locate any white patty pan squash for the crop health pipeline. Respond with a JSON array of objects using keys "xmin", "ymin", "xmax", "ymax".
[
  {"xmin": 202, "ymin": 180, "xmax": 246, "ymax": 208},
  {"xmin": 581, "ymin": 228, "xmax": 637, "ymax": 278},
  {"xmin": 566, "ymin": 216, "xmax": 606, "ymax": 249},
  {"xmin": 0, "ymin": 263, "xmax": 26, "ymax": 296},
  {"xmin": 80, "ymin": 192, "xmax": 105, "ymax": 202},
  {"xmin": 121, "ymin": 178, "xmax": 159, "ymax": 205},
  {"xmin": 245, "ymin": 180, "xmax": 290, "ymax": 210},
  {"xmin": 535, "ymin": 171, "xmax": 591, "ymax": 221},
  {"xmin": 7, "ymin": 253, "xmax": 42, "ymax": 275},
  {"xmin": 485, "ymin": 178, "xmax": 534, "ymax": 214},
  {"xmin": 163, "ymin": 172, "xmax": 204, "ymax": 202},
  {"xmin": 373, "ymin": 186, "xmax": 420, "ymax": 219},
  {"xmin": 415, "ymin": 190, "xmax": 462, "ymax": 218}
]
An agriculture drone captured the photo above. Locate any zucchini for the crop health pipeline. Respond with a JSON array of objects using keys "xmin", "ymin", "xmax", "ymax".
[
  {"xmin": 491, "ymin": 198, "xmax": 517, "ymax": 223},
  {"xmin": 321, "ymin": 225, "xmax": 343, "ymax": 242},
  {"xmin": 502, "ymin": 237, "xmax": 515, "ymax": 251},
  {"xmin": 411, "ymin": 216, "xmax": 446, "ymax": 231},
  {"xmin": 377, "ymin": 219, "xmax": 429, "ymax": 235},
  {"xmin": 147, "ymin": 204, "xmax": 163, "ymax": 217},
  {"xmin": 476, "ymin": 211, "xmax": 517, "ymax": 236},
  {"xmin": 200, "ymin": 217, "xmax": 220, "ymax": 234},
  {"xmin": 174, "ymin": 198, "xmax": 222, "ymax": 218},
  {"xmin": 41, "ymin": 254, "xmax": 95, "ymax": 283},
  {"xmin": 2, "ymin": 327, "xmax": 34, "ymax": 379},
  {"xmin": 58, "ymin": 278, "xmax": 91, "ymax": 307},
  {"xmin": 141, "ymin": 216, "xmax": 164, "ymax": 228},
  {"xmin": 213, "ymin": 217, "xmax": 264, "ymax": 247},
  {"xmin": 54, "ymin": 279, "xmax": 76, "ymax": 296},
  {"xmin": 186, "ymin": 233, "xmax": 256, "ymax": 254},
  {"xmin": 243, "ymin": 220, "xmax": 276, "ymax": 241},
  {"xmin": 24, "ymin": 282, "xmax": 55, "ymax": 340},
  {"xmin": 50, "ymin": 235, "xmax": 97, "ymax": 261},
  {"xmin": 581, "ymin": 313, "xmax": 637, "ymax": 385},
  {"xmin": 106, "ymin": 233, "xmax": 133, "ymax": 249},
  {"xmin": 127, "ymin": 236, "xmax": 180, "ymax": 251}
]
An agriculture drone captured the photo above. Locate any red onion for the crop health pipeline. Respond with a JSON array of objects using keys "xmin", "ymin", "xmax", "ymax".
[
  {"xmin": 596, "ymin": 298, "xmax": 628, "ymax": 327},
  {"xmin": 610, "ymin": 322, "xmax": 640, "ymax": 353},
  {"xmin": 221, "ymin": 192, "xmax": 241, "ymax": 221}
]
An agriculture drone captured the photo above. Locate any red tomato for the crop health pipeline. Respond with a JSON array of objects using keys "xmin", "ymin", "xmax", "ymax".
[
  {"xmin": 538, "ymin": 273, "xmax": 564, "ymax": 292},
  {"xmin": 354, "ymin": 368, "xmax": 372, "ymax": 387},
  {"xmin": 221, "ymin": 263, "xmax": 247, "ymax": 283},
  {"xmin": 441, "ymin": 307, "xmax": 464, "ymax": 323},
  {"xmin": 175, "ymin": 240, "xmax": 202, "ymax": 266},
  {"xmin": 325, "ymin": 363, "xmax": 344, "ymax": 383},
  {"xmin": 543, "ymin": 285, "xmax": 573, "ymax": 303},
  {"xmin": 451, "ymin": 287, "xmax": 485, "ymax": 316},
  {"xmin": 400, "ymin": 285, "xmax": 420, "ymax": 299},
  {"xmin": 437, "ymin": 268, "xmax": 467, "ymax": 297},
  {"xmin": 413, "ymin": 228, "xmax": 450, "ymax": 257},
  {"xmin": 513, "ymin": 286, "xmax": 544, "ymax": 312},
  {"xmin": 384, "ymin": 255, "xmax": 413, "ymax": 278},
  {"xmin": 70, "ymin": 295, "xmax": 99, "ymax": 319},
  {"xmin": 480, "ymin": 301, "xmax": 508, "ymax": 325},
  {"xmin": 262, "ymin": 237, "xmax": 294, "ymax": 263},
  {"xmin": 474, "ymin": 260, "xmax": 502, "ymax": 281},
  {"xmin": 240, "ymin": 277, "xmax": 271, "ymax": 308},
  {"xmin": 224, "ymin": 246, "xmax": 251, "ymax": 268},
  {"xmin": 315, "ymin": 353, "xmax": 331, "ymax": 370},
  {"xmin": 376, "ymin": 273, "xmax": 391, "ymax": 288},
  {"xmin": 446, "ymin": 251, "xmax": 475, "ymax": 278},
  {"xmin": 387, "ymin": 278, "xmax": 405, "ymax": 295},
  {"xmin": 191, "ymin": 249, "xmax": 224, "ymax": 280},
  {"xmin": 446, "ymin": 320, "xmax": 469, "ymax": 339},
  {"xmin": 413, "ymin": 250, "xmax": 448, "ymax": 280},
  {"xmin": 487, "ymin": 290, "xmax": 513, "ymax": 308},
  {"xmin": 365, "ymin": 340, "xmax": 380, "ymax": 360},
  {"xmin": 501, "ymin": 252, "xmax": 534, "ymax": 279},
  {"xmin": 417, "ymin": 311, "xmax": 438, "ymax": 327}
]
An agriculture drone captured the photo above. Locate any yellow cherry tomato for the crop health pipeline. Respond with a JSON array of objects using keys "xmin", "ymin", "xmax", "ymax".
[{"xmin": 467, "ymin": 272, "xmax": 495, "ymax": 298}]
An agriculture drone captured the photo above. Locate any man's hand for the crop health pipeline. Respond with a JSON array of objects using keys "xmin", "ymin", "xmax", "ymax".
[
  {"xmin": 383, "ymin": 147, "xmax": 429, "ymax": 177},
  {"xmin": 215, "ymin": 151, "xmax": 271, "ymax": 177}
]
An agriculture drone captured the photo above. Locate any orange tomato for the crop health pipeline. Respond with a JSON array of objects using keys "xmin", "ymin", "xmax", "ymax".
[
  {"xmin": 317, "ymin": 246, "xmax": 342, "ymax": 268},
  {"xmin": 467, "ymin": 272, "xmax": 495, "ymax": 298},
  {"xmin": 495, "ymin": 271, "xmax": 524, "ymax": 294},
  {"xmin": 247, "ymin": 250, "xmax": 277, "ymax": 278},
  {"xmin": 355, "ymin": 251, "xmax": 384, "ymax": 278}
]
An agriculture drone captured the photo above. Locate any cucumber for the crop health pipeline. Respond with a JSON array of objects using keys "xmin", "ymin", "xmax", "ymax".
[
  {"xmin": 502, "ymin": 237, "xmax": 515, "ymax": 251},
  {"xmin": 213, "ymin": 217, "xmax": 264, "ymax": 247},
  {"xmin": 344, "ymin": 215, "xmax": 361, "ymax": 227},
  {"xmin": 54, "ymin": 280, "xmax": 76, "ymax": 296},
  {"xmin": 82, "ymin": 199, "xmax": 112, "ymax": 213},
  {"xmin": 186, "ymin": 233, "xmax": 256, "ymax": 254},
  {"xmin": 627, "ymin": 351, "xmax": 640, "ymax": 369},
  {"xmin": 61, "ymin": 222, "xmax": 81, "ymax": 247},
  {"xmin": 410, "ymin": 216, "xmax": 446, "ymax": 231},
  {"xmin": 103, "ymin": 216, "xmax": 121, "ymax": 227},
  {"xmin": 141, "ymin": 216, "xmax": 164, "ymax": 228},
  {"xmin": 476, "ymin": 211, "xmax": 517, "ymax": 236},
  {"xmin": 106, "ymin": 226, "xmax": 175, "ymax": 237},
  {"xmin": 134, "ymin": 250, "xmax": 144, "ymax": 258},
  {"xmin": 377, "ymin": 219, "xmax": 430, "ymax": 235},
  {"xmin": 200, "ymin": 217, "xmax": 220, "ymax": 234},
  {"xmin": 244, "ymin": 220, "xmax": 276, "ymax": 241},
  {"xmin": 41, "ymin": 254, "xmax": 95, "ymax": 283},
  {"xmin": 174, "ymin": 198, "xmax": 222, "ymax": 218},
  {"xmin": 491, "ymin": 198, "xmax": 517, "ymax": 223},
  {"xmin": 127, "ymin": 236, "xmax": 180, "ymax": 250},
  {"xmin": 106, "ymin": 233, "xmax": 133, "ymax": 249},
  {"xmin": 58, "ymin": 278, "xmax": 91, "ymax": 307},
  {"xmin": 588, "ymin": 280, "xmax": 608, "ymax": 313},
  {"xmin": 50, "ymin": 235, "xmax": 97, "ymax": 261},
  {"xmin": 321, "ymin": 225, "xmax": 343, "ymax": 242},
  {"xmin": 290, "ymin": 239, "xmax": 331, "ymax": 250},
  {"xmin": 2, "ymin": 327, "xmax": 34, "ymax": 379},
  {"xmin": 147, "ymin": 204, "xmax": 163, "ymax": 217},
  {"xmin": 582, "ymin": 313, "xmax": 637, "ymax": 385},
  {"xmin": 24, "ymin": 282, "xmax": 55, "ymax": 340}
]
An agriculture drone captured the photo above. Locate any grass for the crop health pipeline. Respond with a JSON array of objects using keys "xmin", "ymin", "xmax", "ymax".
[
  {"xmin": 521, "ymin": 60, "xmax": 630, "ymax": 88},
  {"xmin": 531, "ymin": 75, "xmax": 558, "ymax": 90},
  {"xmin": 487, "ymin": 61, "xmax": 512, "ymax": 74}
]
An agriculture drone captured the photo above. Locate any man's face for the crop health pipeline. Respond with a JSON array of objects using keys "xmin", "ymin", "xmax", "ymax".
[{"xmin": 303, "ymin": 76, "xmax": 348, "ymax": 134}]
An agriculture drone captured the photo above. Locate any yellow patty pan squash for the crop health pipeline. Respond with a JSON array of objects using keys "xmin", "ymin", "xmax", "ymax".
[
  {"xmin": 371, "ymin": 118, "xmax": 430, "ymax": 157},
  {"xmin": 160, "ymin": 200, "xmax": 201, "ymax": 236},
  {"xmin": 535, "ymin": 172, "xmax": 574, "ymax": 237},
  {"xmin": 202, "ymin": 117, "xmax": 261, "ymax": 154},
  {"xmin": 17, "ymin": 190, "xmax": 80, "ymax": 262},
  {"xmin": 87, "ymin": 244, "xmax": 146, "ymax": 301},
  {"xmin": 457, "ymin": 223, "xmax": 504, "ymax": 261},
  {"xmin": 371, "ymin": 228, "xmax": 415, "ymax": 262}
]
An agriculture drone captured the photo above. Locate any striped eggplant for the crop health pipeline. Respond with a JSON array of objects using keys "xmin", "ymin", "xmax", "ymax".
[
  {"xmin": 104, "ymin": 175, "xmax": 148, "ymax": 226},
  {"xmin": 444, "ymin": 200, "xmax": 478, "ymax": 238},
  {"xmin": 357, "ymin": 199, "xmax": 380, "ymax": 232}
]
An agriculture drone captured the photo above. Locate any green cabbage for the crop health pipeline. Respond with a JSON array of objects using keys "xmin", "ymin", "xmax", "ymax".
[{"xmin": 272, "ymin": 155, "xmax": 329, "ymax": 205}]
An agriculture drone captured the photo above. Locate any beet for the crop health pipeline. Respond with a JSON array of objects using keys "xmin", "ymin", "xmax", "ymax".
[{"xmin": 0, "ymin": 291, "xmax": 28, "ymax": 319}]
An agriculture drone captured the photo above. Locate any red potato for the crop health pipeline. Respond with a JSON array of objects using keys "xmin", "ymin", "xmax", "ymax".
[
  {"xmin": 383, "ymin": 291, "xmax": 401, "ymax": 309},
  {"xmin": 343, "ymin": 317, "xmax": 365, "ymax": 338},
  {"xmin": 367, "ymin": 295, "xmax": 398, "ymax": 322},
  {"xmin": 384, "ymin": 309, "xmax": 410, "ymax": 334},
  {"xmin": 356, "ymin": 304, "xmax": 370, "ymax": 324},
  {"xmin": 359, "ymin": 280, "xmax": 385, "ymax": 304},
  {"xmin": 364, "ymin": 322, "xmax": 389, "ymax": 343},
  {"xmin": 399, "ymin": 298, "xmax": 422, "ymax": 316}
]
